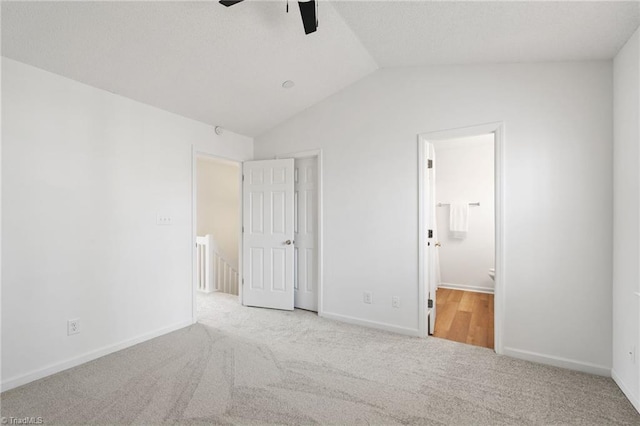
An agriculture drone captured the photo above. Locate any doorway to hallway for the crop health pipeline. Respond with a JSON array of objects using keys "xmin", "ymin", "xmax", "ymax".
[
  {"xmin": 192, "ymin": 151, "xmax": 323, "ymax": 319},
  {"xmin": 194, "ymin": 155, "xmax": 242, "ymax": 320}
]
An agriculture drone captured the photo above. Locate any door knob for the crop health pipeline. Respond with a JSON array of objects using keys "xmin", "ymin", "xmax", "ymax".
[
  {"xmin": 435, "ymin": 242, "xmax": 441, "ymax": 247},
  {"xmin": 285, "ymin": 240, "xmax": 292, "ymax": 245}
]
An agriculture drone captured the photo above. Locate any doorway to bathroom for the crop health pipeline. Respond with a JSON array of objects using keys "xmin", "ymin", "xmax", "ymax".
[
  {"xmin": 418, "ymin": 123, "xmax": 504, "ymax": 352},
  {"xmin": 430, "ymin": 134, "xmax": 495, "ymax": 349}
]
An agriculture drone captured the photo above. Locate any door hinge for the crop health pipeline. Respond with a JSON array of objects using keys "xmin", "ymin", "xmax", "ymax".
[
  {"xmin": 242, "ymin": 226, "xmax": 244, "ymax": 233},
  {"xmin": 428, "ymin": 229, "xmax": 433, "ymax": 238},
  {"xmin": 242, "ymin": 174, "xmax": 245, "ymax": 181},
  {"xmin": 242, "ymin": 278, "xmax": 245, "ymax": 286},
  {"xmin": 428, "ymin": 299, "xmax": 434, "ymax": 309},
  {"xmin": 427, "ymin": 159, "xmax": 433, "ymax": 169}
]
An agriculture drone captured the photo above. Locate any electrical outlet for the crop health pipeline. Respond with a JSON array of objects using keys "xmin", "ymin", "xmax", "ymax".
[
  {"xmin": 156, "ymin": 214, "xmax": 173, "ymax": 226},
  {"xmin": 363, "ymin": 291, "xmax": 372, "ymax": 304},
  {"xmin": 67, "ymin": 319, "xmax": 80, "ymax": 336},
  {"xmin": 629, "ymin": 346, "xmax": 636, "ymax": 364},
  {"xmin": 392, "ymin": 296, "xmax": 401, "ymax": 308}
]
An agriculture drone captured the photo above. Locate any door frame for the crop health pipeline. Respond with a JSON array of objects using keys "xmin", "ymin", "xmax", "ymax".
[
  {"xmin": 275, "ymin": 149, "xmax": 324, "ymax": 316},
  {"xmin": 191, "ymin": 149, "xmax": 244, "ymax": 323},
  {"xmin": 417, "ymin": 122, "xmax": 505, "ymax": 354}
]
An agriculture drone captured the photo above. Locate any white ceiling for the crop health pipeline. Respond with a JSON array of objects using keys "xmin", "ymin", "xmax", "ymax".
[
  {"xmin": 334, "ymin": 1, "xmax": 640, "ymax": 67},
  {"xmin": 1, "ymin": 1, "xmax": 377, "ymax": 137},
  {"xmin": 2, "ymin": 1, "xmax": 639, "ymax": 137}
]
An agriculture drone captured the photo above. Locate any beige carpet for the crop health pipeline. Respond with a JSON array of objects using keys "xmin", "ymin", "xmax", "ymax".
[{"xmin": 1, "ymin": 292, "xmax": 638, "ymax": 425}]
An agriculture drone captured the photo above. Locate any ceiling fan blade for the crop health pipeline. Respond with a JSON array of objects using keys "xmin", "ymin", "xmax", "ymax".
[
  {"xmin": 219, "ymin": 0, "xmax": 244, "ymax": 7},
  {"xmin": 298, "ymin": 0, "xmax": 317, "ymax": 34}
]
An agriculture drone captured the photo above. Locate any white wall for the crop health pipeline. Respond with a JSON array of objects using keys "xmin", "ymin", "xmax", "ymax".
[
  {"xmin": 255, "ymin": 61, "xmax": 613, "ymax": 374},
  {"xmin": 1, "ymin": 58, "xmax": 253, "ymax": 390},
  {"xmin": 612, "ymin": 28, "xmax": 640, "ymax": 411},
  {"xmin": 433, "ymin": 134, "xmax": 495, "ymax": 292},
  {"xmin": 196, "ymin": 157, "xmax": 240, "ymax": 269}
]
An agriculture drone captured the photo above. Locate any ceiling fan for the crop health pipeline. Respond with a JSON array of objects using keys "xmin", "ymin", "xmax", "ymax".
[{"xmin": 219, "ymin": 0, "xmax": 318, "ymax": 35}]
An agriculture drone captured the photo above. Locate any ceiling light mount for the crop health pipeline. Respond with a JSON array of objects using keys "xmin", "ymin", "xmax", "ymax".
[
  {"xmin": 215, "ymin": 126, "xmax": 224, "ymax": 135},
  {"xmin": 282, "ymin": 80, "xmax": 295, "ymax": 89}
]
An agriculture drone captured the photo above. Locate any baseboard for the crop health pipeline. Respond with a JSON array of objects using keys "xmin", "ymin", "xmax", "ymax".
[
  {"xmin": 438, "ymin": 282, "xmax": 494, "ymax": 294},
  {"xmin": 1, "ymin": 319, "xmax": 193, "ymax": 393},
  {"xmin": 320, "ymin": 311, "xmax": 421, "ymax": 337},
  {"xmin": 612, "ymin": 368, "xmax": 640, "ymax": 414},
  {"xmin": 503, "ymin": 346, "xmax": 611, "ymax": 377}
]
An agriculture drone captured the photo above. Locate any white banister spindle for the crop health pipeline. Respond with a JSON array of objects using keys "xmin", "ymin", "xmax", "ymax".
[
  {"xmin": 224, "ymin": 262, "xmax": 227, "ymax": 292},
  {"xmin": 213, "ymin": 254, "xmax": 218, "ymax": 291},
  {"xmin": 224, "ymin": 263, "xmax": 229, "ymax": 293},
  {"xmin": 217, "ymin": 255, "xmax": 222, "ymax": 292},
  {"xmin": 199, "ymin": 245, "xmax": 204, "ymax": 290},
  {"xmin": 196, "ymin": 236, "xmax": 211, "ymax": 293}
]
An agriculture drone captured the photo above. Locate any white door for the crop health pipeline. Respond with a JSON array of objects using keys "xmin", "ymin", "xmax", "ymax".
[
  {"xmin": 427, "ymin": 144, "xmax": 438, "ymax": 333},
  {"xmin": 242, "ymin": 159, "xmax": 295, "ymax": 310},
  {"xmin": 294, "ymin": 157, "xmax": 318, "ymax": 311}
]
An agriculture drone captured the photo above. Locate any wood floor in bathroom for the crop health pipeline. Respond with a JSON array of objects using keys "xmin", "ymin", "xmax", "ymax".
[{"xmin": 433, "ymin": 288, "xmax": 494, "ymax": 349}]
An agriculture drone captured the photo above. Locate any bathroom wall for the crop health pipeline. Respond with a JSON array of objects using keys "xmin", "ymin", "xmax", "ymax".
[
  {"xmin": 196, "ymin": 157, "xmax": 240, "ymax": 270},
  {"xmin": 433, "ymin": 134, "xmax": 495, "ymax": 292}
]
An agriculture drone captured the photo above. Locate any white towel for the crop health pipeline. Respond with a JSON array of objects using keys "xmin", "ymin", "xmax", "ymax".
[{"xmin": 449, "ymin": 203, "xmax": 469, "ymax": 239}]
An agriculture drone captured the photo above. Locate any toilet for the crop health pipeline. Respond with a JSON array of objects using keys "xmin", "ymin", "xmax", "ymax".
[{"xmin": 488, "ymin": 268, "xmax": 495, "ymax": 281}]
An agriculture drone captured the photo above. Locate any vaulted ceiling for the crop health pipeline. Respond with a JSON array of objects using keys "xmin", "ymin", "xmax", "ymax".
[
  {"xmin": 2, "ymin": 1, "xmax": 639, "ymax": 137},
  {"xmin": 1, "ymin": 1, "xmax": 377, "ymax": 136},
  {"xmin": 335, "ymin": 1, "xmax": 640, "ymax": 67}
]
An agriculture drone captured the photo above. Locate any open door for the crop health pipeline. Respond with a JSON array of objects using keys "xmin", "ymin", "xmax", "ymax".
[
  {"xmin": 293, "ymin": 156, "xmax": 318, "ymax": 312},
  {"xmin": 242, "ymin": 159, "xmax": 295, "ymax": 310},
  {"xmin": 427, "ymin": 144, "xmax": 438, "ymax": 334}
]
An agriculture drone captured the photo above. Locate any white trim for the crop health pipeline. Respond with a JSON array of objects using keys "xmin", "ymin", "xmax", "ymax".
[
  {"xmin": 276, "ymin": 149, "xmax": 322, "ymax": 160},
  {"xmin": 503, "ymin": 347, "xmax": 611, "ymax": 377},
  {"xmin": 438, "ymin": 283, "xmax": 494, "ymax": 294},
  {"xmin": 418, "ymin": 122, "xmax": 505, "ymax": 354},
  {"xmin": 612, "ymin": 368, "xmax": 640, "ymax": 414},
  {"xmin": 494, "ymin": 123, "xmax": 506, "ymax": 355},
  {"xmin": 418, "ymin": 140, "xmax": 428, "ymax": 337},
  {"xmin": 1, "ymin": 319, "xmax": 193, "ymax": 392},
  {"xmin": 275, "ymin": 149, "xmax": 324, "ymax": 316},
  {"xmin": 321, "ymin": 311, "xmax": 421, "ymax": 337},
  {"xmin": 191, "ymin": 149, "xmax": 243, "ymax": 321},
  {"xmin": 421, "ymin": 123, "xmax": 504, "ymax": 141}
]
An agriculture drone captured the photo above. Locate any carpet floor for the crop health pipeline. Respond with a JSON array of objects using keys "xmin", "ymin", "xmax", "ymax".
[{"xmin": 1, "ymin": 292, "xmax": 638, "ymax": 425}]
